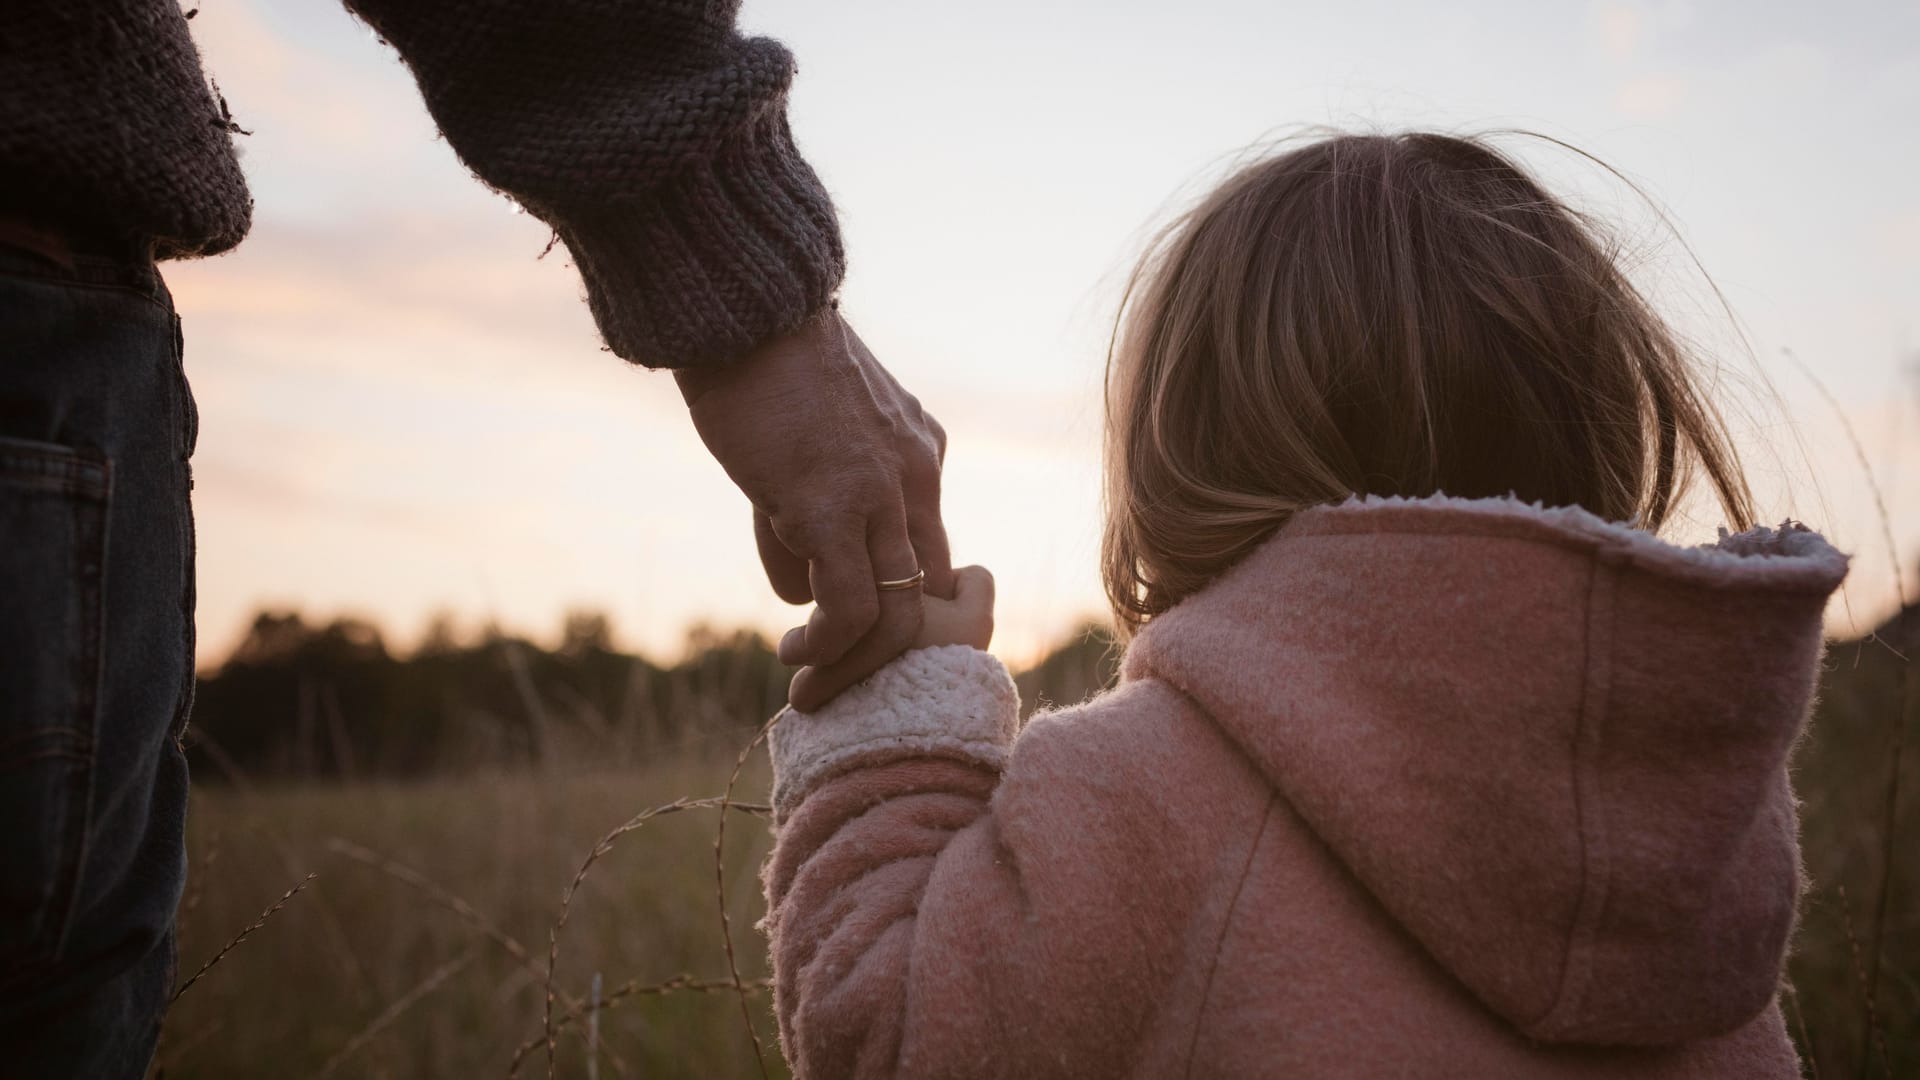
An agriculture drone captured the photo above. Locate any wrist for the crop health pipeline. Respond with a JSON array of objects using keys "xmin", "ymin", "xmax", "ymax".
[
  {"xmin": 672, "ymin": 307, "xmax": 842, "ymax": 408},
  {"xmin": 671, "ymin": 359, "xmax": 733, "ymax": 408}
]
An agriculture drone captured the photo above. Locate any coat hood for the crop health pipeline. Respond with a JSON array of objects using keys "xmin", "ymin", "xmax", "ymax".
[{"xmin": 1122, "ymin": 494, "xmax": 1848, "ymax": 1046}]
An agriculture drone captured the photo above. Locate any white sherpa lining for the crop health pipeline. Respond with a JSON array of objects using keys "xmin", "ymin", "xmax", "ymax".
[
  {"xmin": 1315, "ymin": 492, "xmax": 1850, "ymax": 590},
  {"xmin": 770, "ymin": 645, "xmax": 1020, "ymax": 824}
]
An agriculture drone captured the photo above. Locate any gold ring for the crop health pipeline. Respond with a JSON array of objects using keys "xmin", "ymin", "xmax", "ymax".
[{"xmin": 875, "ymin": 569, "xmax": 926, "ymax": 592}]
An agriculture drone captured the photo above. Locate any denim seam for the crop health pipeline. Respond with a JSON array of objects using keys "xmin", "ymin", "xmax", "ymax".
[
  {"xmin": 0, "ymin": 747, "xmax": 96, "ymax": 766},
  {"xmin": 0, "ymin": 450, "xmax": 109, "ymax": 984},
  {"xmin": 47, "ymin": 454, "xmax": 110, "ymax": 967},
  {"xmin": 0, "ymin": 728, "xmax": 95, "ymax": 756},
  {"xmin": 0, "ymin": 456, "xmax": 110, "ymax": 499},
  {"xmin": 0, "ymin": 268, "xmax": 169, "ymax": 315}
]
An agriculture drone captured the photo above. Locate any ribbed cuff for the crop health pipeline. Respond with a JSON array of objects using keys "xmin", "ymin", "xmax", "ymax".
[
  {"xmin": 770, "ymin": 647, "xmax": 1021, "ymax": 825},
  {"xmin": 549, "ymin": 111, "xmax": 846, "ymax": 369}
]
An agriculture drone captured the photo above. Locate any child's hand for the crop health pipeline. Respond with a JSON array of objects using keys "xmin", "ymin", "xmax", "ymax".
[{"xmin": 914, "ymin": 565, "xmax": 995, "ymax": 652}]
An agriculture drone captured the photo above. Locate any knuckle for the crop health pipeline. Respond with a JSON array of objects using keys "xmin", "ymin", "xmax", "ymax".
[
  {"xmin": 825, "ymin": 465, "xmax": 895, "ymax": 506},
  {"xmin": 906, "ymin": 500, "xmax": 946, "ymax": 533},
  {"xmin": 767, "ymin": 510, "xmax": 821, "ymax": 552},
  {"xmin": 915, "ymin": 440, "xmax": 943, "ymax": 475},
  {"xmin": 904, "ymin": 443, "xmax": 943, "ymax": 488},
  {"xmin": 783, "ymin": 509, "xmax": 862, "ymax": 553}
]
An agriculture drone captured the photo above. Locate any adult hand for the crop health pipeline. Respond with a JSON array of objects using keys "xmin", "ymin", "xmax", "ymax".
[{"xmin": 675, "ymin": 311, "xmax": 953, "ymax": 711}]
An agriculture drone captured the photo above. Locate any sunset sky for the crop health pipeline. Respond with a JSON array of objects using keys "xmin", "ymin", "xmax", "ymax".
[{"xmin": 170, "ymin": 0, "xmax": 1919, "ymax": 667}]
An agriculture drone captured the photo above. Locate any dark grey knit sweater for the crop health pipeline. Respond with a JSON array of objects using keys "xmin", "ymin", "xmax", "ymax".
[{"xmin": 0, "ymin": 0, "xmax": 845, "ymax": 368}]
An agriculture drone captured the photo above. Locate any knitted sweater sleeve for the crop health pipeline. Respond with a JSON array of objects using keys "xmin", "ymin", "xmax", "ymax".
[
  {"xmin": 762, "ymin": 647, "xmax": 1258, "ymax": 1076},
  {"xmin": 342, "ymin": 0, "xmax": 845, "ymax": 369}
]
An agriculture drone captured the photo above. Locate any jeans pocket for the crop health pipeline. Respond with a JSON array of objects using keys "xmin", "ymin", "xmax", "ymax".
[{"xmin": 0, "ymin": 436, "xmax": 110, "ymax": 979}]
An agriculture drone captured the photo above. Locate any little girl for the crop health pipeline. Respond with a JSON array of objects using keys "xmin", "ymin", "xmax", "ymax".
[{"xmin": 760, "ymin": 132, "xmax": 1849, "ymax": 1078}]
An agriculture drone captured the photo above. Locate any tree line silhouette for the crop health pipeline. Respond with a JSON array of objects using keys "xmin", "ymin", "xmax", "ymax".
[{"xmin": 184, "ymin": 609, "xmax": 1119, "ymax": 781}]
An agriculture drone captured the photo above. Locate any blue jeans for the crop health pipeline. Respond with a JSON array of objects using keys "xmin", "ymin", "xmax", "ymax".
[{"xmin": 0, "ymin": 239, "xmax": 196, "ymax": 1077}]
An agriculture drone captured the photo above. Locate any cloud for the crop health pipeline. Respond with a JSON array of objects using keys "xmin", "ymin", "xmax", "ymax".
[
  {"xmin": 1877, "ymin": 211, "xmax": 1920, "ymax": 258},
  {"xmin": 1615, "ymin": 74, "xmax": 1688, "ymax": 117},
  {"xmin": 166, "ymin": 211, "xmax": 602, "ymax": 374},
  {"xmin": 188, "ymin": 1, "xmax": 416, "ymax": 156},
  {"xmin": 1596, "ymin": 2, "xmax": 1643, "ymax": 60}
]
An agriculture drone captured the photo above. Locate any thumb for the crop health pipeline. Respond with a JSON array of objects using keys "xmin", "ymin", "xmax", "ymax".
[
  {"xmin": 949, "ymin": 565, "xmax": 995, "ymax": 610},
  {"xmin": 914, "ymin": 565, "xmax": 994, "ymax": 652}
]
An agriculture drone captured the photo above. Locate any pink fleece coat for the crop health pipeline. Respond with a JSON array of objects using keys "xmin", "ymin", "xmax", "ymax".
[{"xmin": 761, "ymin": 495, "xmax": 1850, "ymax": 1078}]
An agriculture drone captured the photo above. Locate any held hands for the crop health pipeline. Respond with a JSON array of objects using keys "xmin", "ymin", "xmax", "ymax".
[{"xmin": 675, "ymin": 312, "xmax": 953, "ymax": 711}]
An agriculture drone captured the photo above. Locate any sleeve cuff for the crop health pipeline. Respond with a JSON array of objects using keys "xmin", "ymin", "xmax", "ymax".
[
  {"xmin": 770, "ymin": 646, "xmax": 1021, "ymax": 824},
  {"xmin": 548, "ymin": 111, "xmax": 846, "ymax": 369}
]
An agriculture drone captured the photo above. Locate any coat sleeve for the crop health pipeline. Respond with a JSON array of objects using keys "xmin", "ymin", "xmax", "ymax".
[
  {"xmin": 342, "ymin": 0, "xmax": 844, "ymax": 369},
  {"xmin": 762, "ymin": 646, "xmax": 1240, "ymax": 1079}
]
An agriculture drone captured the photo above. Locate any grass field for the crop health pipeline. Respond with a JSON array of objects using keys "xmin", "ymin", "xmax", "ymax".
[
  {"xmin": 151, "ymin": 618, "xmax": 1914, "ymax": 1079},
  {"xmin": 158, "ymin": 756, "xmax": 789, "ymax": 1079}
]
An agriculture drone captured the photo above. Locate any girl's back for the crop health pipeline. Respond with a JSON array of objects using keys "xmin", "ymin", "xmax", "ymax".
[
  {"xmin": 765, "ymin": 495, "xmax": 1841, "ymax": 1077},
  {"xmin": 760, "ymin": 132, "xmax": 1849, "ymax": 1078}
]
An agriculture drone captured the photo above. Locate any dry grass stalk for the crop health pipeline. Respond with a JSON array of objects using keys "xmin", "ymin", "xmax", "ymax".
[
  {"xmin": 1835, "ymin": 884, "xmax": 1891, "ymax": 1078},
  {"xmin": 323, "ymin": 837, "xmax": 628, "ymax": 1076},
  {"xmin": 326, "ymin": 837, "xmax": 542, "ymax": 975},
  {"xmin": 151, "ymin": 1015, "xmax": 226, "ymax": 1076},
  {"xmin": 192, "ymin": 731, "xmax": 379, "ymax": 1005},
  {"xmin": 715, "ymin": 707, "xmax": 786, "ymax": 1080},
  {"xmin": 1783, "ymin": 349, "xmax": 1909, "ymax": 660},
  {"xmin": 311, "ymin": 946, "xmax": 479, "ymax": 1079},
  {"xmin": 179, "ymin": 830, "xmax": 220, "ymax": 923},
  {"xmin": 330, "ymin": 809, "xmax": 779, "ymax": 1077},
  {"xmin": 587, "ymin": 971, "xmax": 601, "ymax": 1080},
  {"xmin": 170, "ymin": 872, "xmax": 316, "ymax": 1005},
  {"xmin": 1783, "ymin": 980, "xmax": 1820, "ymax": 1080},
  {"xmin": 540, "ymin": 792, "xmax": 771, "ymax": 1078},
  {"xmin": 1785, "ymin": 349, "xmax": 1910, "ymax": 1080},
  {"xmin": 152, "ymin": 829, "xmax": 224, "ymax": 1074},
  {"xmin": 506, "ymin": 974, "xmax": 773, "ymax": 1077}
]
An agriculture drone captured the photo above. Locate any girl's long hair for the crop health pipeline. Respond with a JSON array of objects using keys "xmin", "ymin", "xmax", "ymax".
[{"xmin": 1103, "ymin": 131, "xmax": 1755, "ymax": 637}]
